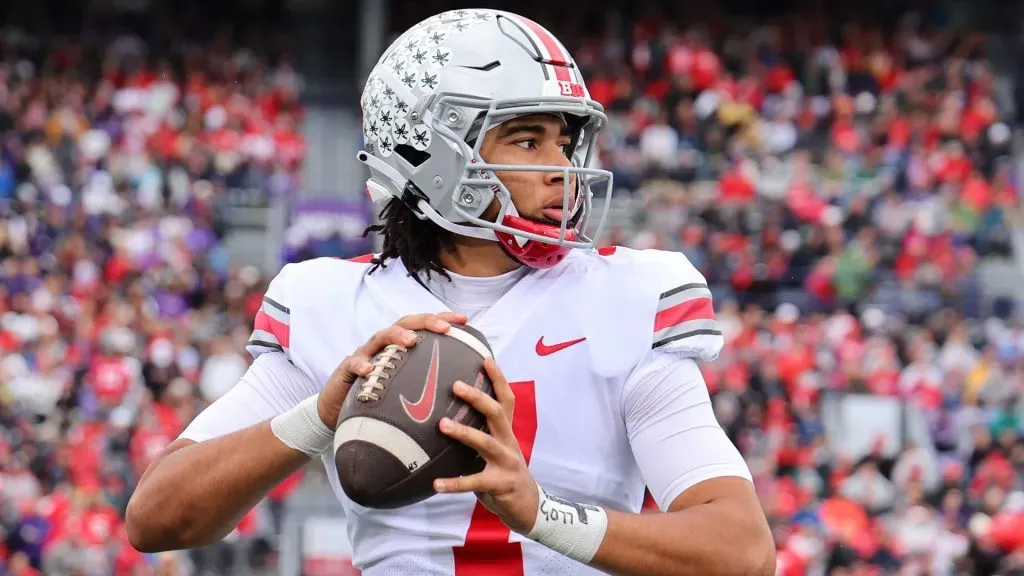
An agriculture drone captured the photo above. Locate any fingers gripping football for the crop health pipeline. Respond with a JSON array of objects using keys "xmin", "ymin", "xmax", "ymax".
[
  {"xmin": 356, "ymin": 312, "xmax": 468, "ymax": 358},
  {"xmin": 440, "ymin": 358, "xmax": 517, "ymax": 458},
  {"xmin": 440, "ymin": 384, "xmax": 514, "ymax": 464},
  {"xmin": 441, "ymin": 421, "xmax": 510, "ymax": 471},
  {"xmin": 485, "ymin": 358, "xmax": 516, "ymax": 424},
  {"xmin": 434, "ymin": 358, "xmax": 539, "ymax": 534},
  {"xmin": 317, "ymin": 313, "xmax": 468, "ymax": 429},
  {"xmin": 437, "ymin": 379, "xmax": 519, "ymax": 471},
  {"xmin": 360, "ymin": 325, "xmax": 419, "ymax": 358}
]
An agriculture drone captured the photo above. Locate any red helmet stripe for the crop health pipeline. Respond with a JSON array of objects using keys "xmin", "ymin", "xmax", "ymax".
[{"xmin": 512, "ymin": 15, "xmax": 572, "ymax": 83}]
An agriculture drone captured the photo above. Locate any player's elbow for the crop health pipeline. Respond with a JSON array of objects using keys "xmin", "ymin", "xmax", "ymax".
[
  {"xmin": 726, "ymin": 507, "xmax": 776, "ymax": 576},
  {"xmin": 702, "ymin": 497, "xmax": 776, "ymax": 576},
  {"xmin": 126, "ymin": 478, "xmax": 207, "ymax": 553},
  {"xmin": 126, "ymin": 491, "xmax": 219, "ymax": 553},
  {"xmin": 742, "ymin": 529, "xmax": 777, "ymax": 576},
  {"xmin": 125, "ymin": 493, "xmax": 179, "ymax": 553},
  {"xmin": 126, "ymin": 440, "xmax": 218, "ymax": 552}
]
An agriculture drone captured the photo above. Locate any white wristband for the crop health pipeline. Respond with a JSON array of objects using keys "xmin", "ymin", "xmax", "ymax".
[
  {"xmin": 270, "ymin": 395, "xmax": 335, "ymax": 457},
  {"xmin": 525, "ymin": 483, "xmax": 609, "ymax": 564}
]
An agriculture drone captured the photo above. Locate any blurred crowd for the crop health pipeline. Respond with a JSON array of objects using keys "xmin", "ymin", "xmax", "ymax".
[
  {"xmin": 0, "ymin": 7, "xmax": 306, "ymax": 576},
  {"xmin": 574, "ymin": 9, "xmax": 1024, "ymax": 576},
  {"xmin": 0, "ymin": 0, "xmax": 1022, "ymax": 575}
]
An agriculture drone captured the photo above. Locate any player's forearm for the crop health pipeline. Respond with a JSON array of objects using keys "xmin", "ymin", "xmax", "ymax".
[
  {"xmin": 589, "ymin": 499, "xmax": 775, "ymax": 576},
  {"xmin": 126, "ymin": 421, "xmax": 310, "ymax": 552}
]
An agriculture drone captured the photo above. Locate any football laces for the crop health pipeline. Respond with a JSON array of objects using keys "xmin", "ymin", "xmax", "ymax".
[{"xmin": 357, "ymin": 344, "xmax": 407, "ymax": 401}]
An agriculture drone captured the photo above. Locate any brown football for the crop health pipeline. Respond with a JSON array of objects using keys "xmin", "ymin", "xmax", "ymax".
[{"xmin": 333, "ymin": 324, "xmax": 494, "ymax": 509}]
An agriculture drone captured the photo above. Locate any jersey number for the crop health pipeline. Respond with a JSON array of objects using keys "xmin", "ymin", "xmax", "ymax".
[{"xmin": 452, "ymin": 381, "xmax": 537, "ymax": 576}]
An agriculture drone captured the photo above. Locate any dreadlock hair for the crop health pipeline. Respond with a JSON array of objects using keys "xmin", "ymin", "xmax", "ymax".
[{"xmin": 362, "ymin": 198, "xmax": 457, "ymax": 281}]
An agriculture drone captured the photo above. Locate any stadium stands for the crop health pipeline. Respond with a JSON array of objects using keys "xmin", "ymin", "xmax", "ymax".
[
  {"xmin": 0, "ymin": 0, "xmax": 1022, "ymax": 574},
  {"xmin": 576, "ymin": 10, "xmax": 1024, "ymax": 576},
  {"xmin": 0, "ymin": 7, "xmax": 302, "ymax": 574}
]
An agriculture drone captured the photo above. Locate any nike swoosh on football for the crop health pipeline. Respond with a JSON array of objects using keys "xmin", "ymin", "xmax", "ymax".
[
  {"xmin": 401, "ymin": 340, "xmax": 441, "ymax": 423},
  {"xmin": 535, "ymin": 336, "xmax": 587, "ymax": 356}
]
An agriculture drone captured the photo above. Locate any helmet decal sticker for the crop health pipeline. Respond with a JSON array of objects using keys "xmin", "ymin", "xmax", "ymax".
[
  {"xmin": 411, "ymin": 125, "xmax": 432, "ymax": 151},
  {"xmin": 377, "ymin": 106, "xmax": 395, "ymax": 131},
  {"xmin": 393, "ymin": 98, "xmax": 409, "ymax": 117},
  {"xmin": 392, "ymin": 118, "xmax": 411, "ymax": 145},
  {"xmin": 377, "ymin": 134, "xmax": 394, "ymax": 158},
  {"xmin": 418, "ymin": 70, "xmax": 439, "ymax": 92},
  {"xmin": 430, "ymin": 47, "xmax": 453, "ymax": 69}
]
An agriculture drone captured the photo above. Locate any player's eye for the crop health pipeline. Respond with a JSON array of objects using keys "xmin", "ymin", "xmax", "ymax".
[{"xmin": 514, "ymin": 139, "xmax": 537, "ymax": 150}]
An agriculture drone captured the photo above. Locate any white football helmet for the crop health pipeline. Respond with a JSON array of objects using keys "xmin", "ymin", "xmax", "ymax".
[{"xmin": 356, "ymin": 9, "xmax": 613, "ymax": 268}]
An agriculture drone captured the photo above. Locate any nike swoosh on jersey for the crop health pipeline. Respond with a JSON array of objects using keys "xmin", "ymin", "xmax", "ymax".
[
  {"xmin": 401, "ymin": 340, "xmax": 441, "ymax": 423},
  {"xmin": 535, "ymin": 336, "xmax": 587, "ymax": 356}
]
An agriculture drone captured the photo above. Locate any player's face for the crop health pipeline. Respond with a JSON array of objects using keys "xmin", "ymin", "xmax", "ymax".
[{"xmin": 477, "ymin": 114, "xmax": 577, "ymax": 225}]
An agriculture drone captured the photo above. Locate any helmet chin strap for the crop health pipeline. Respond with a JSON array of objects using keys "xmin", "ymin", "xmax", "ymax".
[
  {"xmin": 416, "ymin": 200, "xmax": 498, "ymax": 242},
  {"xmin": 499, "ymin": 202, "xmax": 528, "ymax": 247}
]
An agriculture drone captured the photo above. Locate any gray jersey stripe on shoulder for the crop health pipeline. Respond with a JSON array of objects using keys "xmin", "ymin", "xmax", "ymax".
[
  {"xmin": 656, "ymin": 285, "xmax": 713, "ymax": 313},
  {"xmin": 263, "ymin": 296, "xmax": 290, "ymax": 315},
  {"xmin": 653, "ymin": 318, "xmax": 720, "ymax": 346},
  {"xmin": 658, "ymin": 283, "xmax": 709, "ymax": 301},
  {"xmin": 653, "ymin": 327, "xmax": 723, "ymax": 349},
  {"xmin": 247, "ymin": 339, "xmax": 284, "ymax": 353},
  {"xmin": 260, "ymin": 299, "xmax": 291, "ymax": 324},
  {"xmin": 250, "ymin": 329, "xmax": 282, "ymax": 346}
]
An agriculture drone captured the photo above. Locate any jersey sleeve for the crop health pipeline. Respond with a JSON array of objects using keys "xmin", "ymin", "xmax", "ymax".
[
  {"xmin": 180, "ymin": 261, "xmax": 342, "ymax": 443},
  {"xmin": 622, "ymin": 351, "xmax": 752, "ymax": 510},
  {"xmin": 246, "ymin": 263, "xmax": 297, "ymax": 361},
  {"xmin": 178, "ymin": 350, "xmax": 321, "ymax": 442},
  {"xmin": 646, "ymin": 250, "xmax": 724, "ymax": 361}
]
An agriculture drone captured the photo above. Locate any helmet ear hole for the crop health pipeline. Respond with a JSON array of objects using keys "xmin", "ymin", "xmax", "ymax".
[{"xmin": 396, "ymin": 145, "xmax": 431, "ymax": 168}]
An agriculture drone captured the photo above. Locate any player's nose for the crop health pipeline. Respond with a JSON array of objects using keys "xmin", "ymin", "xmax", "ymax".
[
  {"xmin": 542, "ymin": 170, "xmax": 577, "ymax": 199},
  {"xmin": 541, "ymin": 148, "xmax": 572, "ymax": 187}
]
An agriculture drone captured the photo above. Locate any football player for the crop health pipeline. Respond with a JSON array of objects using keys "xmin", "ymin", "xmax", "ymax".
[{"xmin": 126, "ymin": 9, "xmax": 774, "ymax": 576}]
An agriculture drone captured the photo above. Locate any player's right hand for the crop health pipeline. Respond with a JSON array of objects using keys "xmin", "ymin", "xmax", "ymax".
[{"xmin": 317, "ymin": 312, "xmax": 469, "ymax": 429}]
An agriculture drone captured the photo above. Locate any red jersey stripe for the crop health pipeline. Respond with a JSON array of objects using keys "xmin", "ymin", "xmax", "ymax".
[
  {"xmin": 654, "ymin": 298, "xmax": 715, "ymax": 332},
  {"xmin": 254, "ymin": 308, "xmax": 291, "ymax": 348}
]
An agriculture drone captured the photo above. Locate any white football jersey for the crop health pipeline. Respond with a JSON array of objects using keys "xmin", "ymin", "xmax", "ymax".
[{"xmin": 193, "ymin": 246, "xmax": 738, "ymax": 575}]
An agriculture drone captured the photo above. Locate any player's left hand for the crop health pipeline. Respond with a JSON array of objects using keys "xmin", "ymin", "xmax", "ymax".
[{"xmin": 433, "ymin": 357, "xmax": 539, "ymax": 535}]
